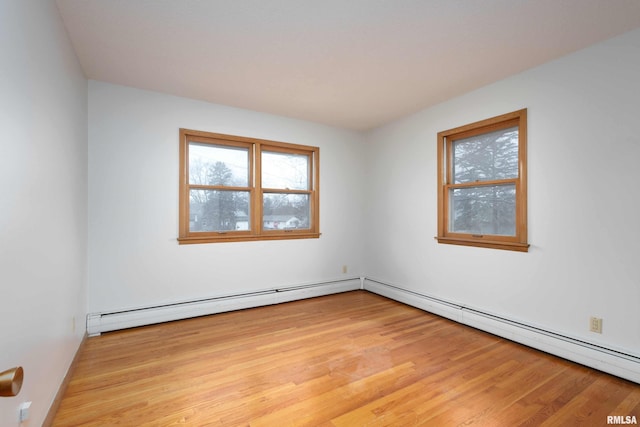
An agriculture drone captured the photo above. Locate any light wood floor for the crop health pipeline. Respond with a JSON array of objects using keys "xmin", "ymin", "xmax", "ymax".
[{"xmin": 53, "ymin": 291, "xmax": 640, "ymax": 426}]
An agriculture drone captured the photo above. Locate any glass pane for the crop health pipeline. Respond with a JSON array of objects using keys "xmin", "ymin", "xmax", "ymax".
[
  {"xmin": 189, "ymin": 189, "xmax": 250, "ymax": 232},
  {"xmin": 450, "ymin": 184, "xmax": 516, "ymax": 236},
  {"xmin": 263, "ymin": 193, "xmax": 310, "ymax": 230},
  {"xmin": 453, "ymin": 126, "xmax": 518, "ymax": 184},
  {"xmin": 189, "ymin": 143, "xmax": 249, "ymax": 186},
  {"xmin": 262, "ymin": 151, "xmax": 309, "ymax": 190}
]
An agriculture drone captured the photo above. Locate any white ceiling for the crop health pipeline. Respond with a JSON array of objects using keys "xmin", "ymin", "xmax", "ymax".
[{"xmin": 56, "ymin": 0, "xmax": 640, "ymax": 131}]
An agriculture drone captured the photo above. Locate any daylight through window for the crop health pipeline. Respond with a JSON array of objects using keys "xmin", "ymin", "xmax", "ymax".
[
  {"xmin": 436, "ymin": 109, "xmax": 528, "ymax": 252},
  {"xmin": 179, "ymin": 129, "xmax": 319, "ymax": 244}
]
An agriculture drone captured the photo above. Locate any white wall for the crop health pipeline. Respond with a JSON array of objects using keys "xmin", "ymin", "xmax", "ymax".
[
  {"xmin": 88, "ymin": 82, "xmax": 366, "ymax": 313},
  {"xmin": 0, "ymin": 1, "xmax": 87, "ymax": 426},
  {"xmin": 364, "ymin": 28, "xmax": 640, "ymax": 356}
]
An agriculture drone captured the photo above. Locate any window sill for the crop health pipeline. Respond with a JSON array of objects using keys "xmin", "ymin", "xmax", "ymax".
[
  {"xmin": 435, "ymin": 236, "xmax": 529, "ymax": 252},
  {"xmin": 178, "ymin": 232, "xmax": 321, "ymax": 245}
]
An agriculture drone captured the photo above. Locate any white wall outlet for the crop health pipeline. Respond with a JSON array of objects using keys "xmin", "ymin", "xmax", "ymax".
[
  {"xmin": 590, "ymin": 316, "xmax": 603, "ymax": 334},
  {"xmin": 18, "ymin": 401, "xmax": 31, "ymax": 422},
  {"xmin": 342, "ymin": 265, "xmax": 348, "ymax": 274}
]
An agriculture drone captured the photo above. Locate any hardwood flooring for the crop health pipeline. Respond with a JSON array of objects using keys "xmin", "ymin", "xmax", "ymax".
[{"xmin": 52, "ymin": 291, "xmax": 640, "ymax": 426}]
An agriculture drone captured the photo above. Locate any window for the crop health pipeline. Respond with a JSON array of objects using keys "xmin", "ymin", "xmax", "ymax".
[
  {"xmin": 436, "ymin": 109, "xmax": 528, "ymax": 252},
  {"xmin": 178, "ymin": 129, "xmax": 320, "ymax": 244}
]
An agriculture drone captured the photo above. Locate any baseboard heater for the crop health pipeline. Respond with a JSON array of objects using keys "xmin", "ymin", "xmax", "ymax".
[
  {"xmin": 87, "ymin": 277, "xmax": 363, "ymax": 336},
  {"xmin": 363, "ymin": 277, "xmax": 640, "ymax": 384}
]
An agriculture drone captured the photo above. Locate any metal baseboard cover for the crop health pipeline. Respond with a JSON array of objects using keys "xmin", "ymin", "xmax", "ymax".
[
  {"xmin": 87, "ymin": 277, "xmax": 361, "ymax": 336},
  {"xmin": 363, "ymin": 277, "xmax": 640, "ymax": 384}
]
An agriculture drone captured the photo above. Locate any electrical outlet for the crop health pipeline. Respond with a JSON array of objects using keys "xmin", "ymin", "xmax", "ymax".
[
  {"xmin": 342, "ymin": 265, "xmax": 348, "ymax": 274},
  {"xmin": 590, "ymin": 317, "xmax": 603, "ymax": 334},
  {"xmin": 18, "ymin": 401, "xmax": 31, "ymax": 422}
]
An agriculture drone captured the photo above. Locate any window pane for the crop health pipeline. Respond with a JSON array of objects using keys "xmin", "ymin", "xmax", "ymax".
[
  {"xmin": 453, "ymin": 126, "xmax": 518, "ymax": 184},
  {"xmin": 450, "ymin": 185, "xmax": 516, "ymax": 236},
  {"xmin": 263, "ymin": 193, "xmax": 310, "ymax": 230},
  {"xmin": 262, "ymin": 151, "xmax": 308, "ymax": 190},
  {"xmin": 189, "ymin": 143, "xmax": 249, "ymax": 186},
  {"xmin": 189, "ymin": 189, "xmax": 250, "ymax": 232}
]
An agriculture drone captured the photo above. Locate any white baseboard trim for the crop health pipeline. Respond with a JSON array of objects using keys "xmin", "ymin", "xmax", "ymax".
[
  {"xmin": 363, "ymin": 278, "xmax": 640, "ymax": 384},
  {"xmin": 87, "ymin": 277, "xmax": 362, "ymax": 336}
]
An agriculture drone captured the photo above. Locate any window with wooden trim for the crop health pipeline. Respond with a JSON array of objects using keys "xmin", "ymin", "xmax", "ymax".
[
  {"xmin": 437, "ymin": 109, "xmax": 528, "ymax": 252},
  {"xmin": 179, "ymin": 129, "xmax": 320, "ymax": 244}
]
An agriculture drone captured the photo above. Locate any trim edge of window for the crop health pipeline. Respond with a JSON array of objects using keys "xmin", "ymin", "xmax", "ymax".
[{"xmin": 435, "ymin": 236, "xmax": 529, "ymax": 252}]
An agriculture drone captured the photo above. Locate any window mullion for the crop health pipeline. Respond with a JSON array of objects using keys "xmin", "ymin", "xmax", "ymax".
[
  {"xmin": 447, "ymin": 178, "xmax": 518, "ymax": 190},
  {"xmin": 253, "ymin": 142, "xmax": 262, "ymax": 235},
  {"xmin": 189, "ymin": 184, "xmax": 251, "ymax": 192},
  {"xmin": 262, "ymin": 188, "xmax": 312, "ymax": 195}
]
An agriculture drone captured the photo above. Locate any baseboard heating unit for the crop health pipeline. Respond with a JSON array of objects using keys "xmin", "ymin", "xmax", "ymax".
[
  {"xmin": 363, "ymin": 278, "xmax": 640, "ymax": 385},
  {"xmin": 87, "ymin": 277, "xmax": 363, "ymax": 336}
]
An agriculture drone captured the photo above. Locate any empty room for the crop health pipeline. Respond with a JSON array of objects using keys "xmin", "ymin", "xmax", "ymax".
[{"xmin": 2, "ymin": 1, "xmax": 640, "ymax": 425}]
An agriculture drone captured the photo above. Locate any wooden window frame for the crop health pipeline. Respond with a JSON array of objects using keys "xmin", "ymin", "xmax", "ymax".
[
  {"xmin": 436, "ymin": 109, "xmax": 529, "ymax": 252},
  {"xmin": 178, "ymin": 129, "xmax": 320, "ymax": 244}
]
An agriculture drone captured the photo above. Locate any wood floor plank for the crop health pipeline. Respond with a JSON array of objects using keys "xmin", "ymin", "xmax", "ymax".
[{"xmin": 52, "ymin": 291, "xmax": 640, "ymax": 426}]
